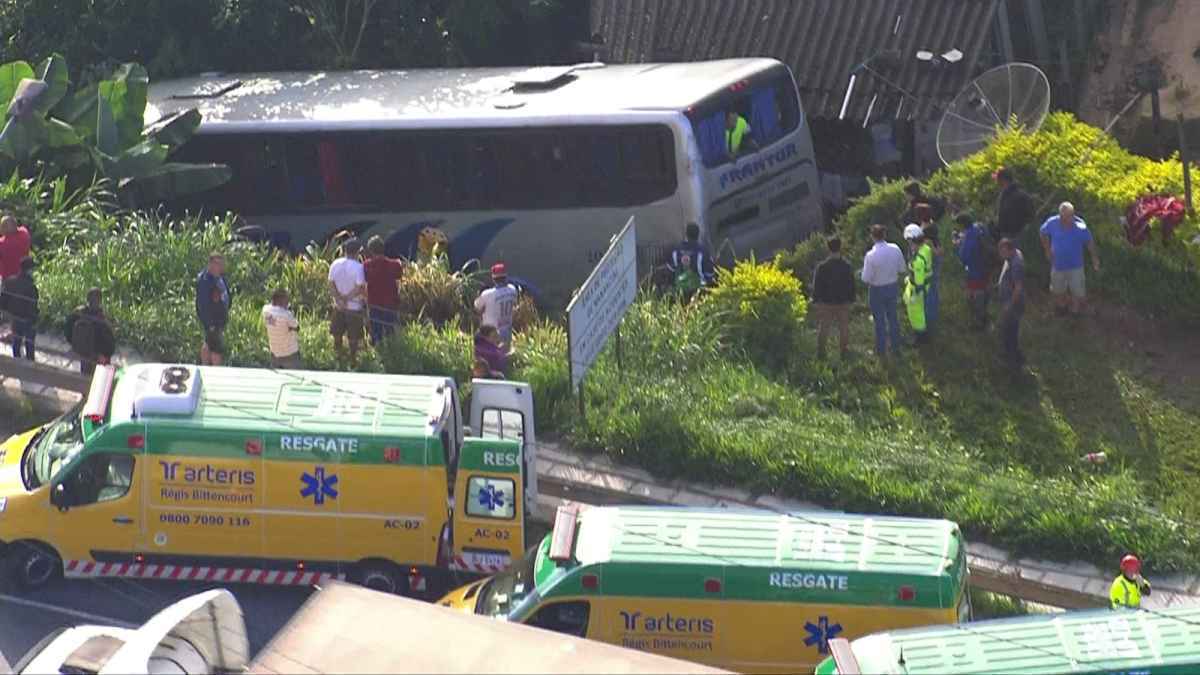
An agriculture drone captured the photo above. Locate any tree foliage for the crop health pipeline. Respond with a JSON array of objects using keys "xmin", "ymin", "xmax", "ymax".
[{"xmin": 0, "ymin": 0, "xmax": 582, "ymax": 81}]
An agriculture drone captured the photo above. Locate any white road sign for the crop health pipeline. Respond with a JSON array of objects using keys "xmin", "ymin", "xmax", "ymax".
[{"xmin": 567, "ymin": 217, "xmax": 638, "ymax": 391}]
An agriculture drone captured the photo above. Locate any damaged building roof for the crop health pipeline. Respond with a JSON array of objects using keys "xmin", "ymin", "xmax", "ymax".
[{"xmin": 590, "ymin": 0, "xmax": 1001, "ymax": 122}]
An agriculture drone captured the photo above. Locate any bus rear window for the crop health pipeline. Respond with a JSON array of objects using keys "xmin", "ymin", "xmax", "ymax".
[{"xmin": 691, "ymin": 69, "xmax": 802, "ymax": 168}]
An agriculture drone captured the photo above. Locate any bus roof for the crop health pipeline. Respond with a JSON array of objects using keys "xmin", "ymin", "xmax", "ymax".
[
  {"xmin": 821, "ymin": 606, "xmax": 1200, "ymax": 674},
  {"xmin": 110, "ymin": 364, "xmax": 448, "ymax": 439},
  {"xmin": 250, "ymin": 581, "xmax": 729, "ymax": 674},
  {"xmin": 536, "ymin": 507, "xmax": 965, "ymax": 608},
  {"xmin": 145, "ymin": 58, "xmax": 784, "ymax": 129}
]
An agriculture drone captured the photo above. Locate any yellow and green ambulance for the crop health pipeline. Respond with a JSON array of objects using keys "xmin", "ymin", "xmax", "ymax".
[
  {"xmin": 441, "ymin": 505, "xmax": 971, "ymax": 673},
  {"xmin": 0, "ymin": 363, "xmax": 538, "ymax": 596},
  {"xmin": 816, "ymin": 606, "xmax": 1200, "ymax": 674}
]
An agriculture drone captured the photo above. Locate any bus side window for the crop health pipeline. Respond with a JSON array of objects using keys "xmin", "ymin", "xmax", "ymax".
[{"xmin": 527, "ymin": 601, "xmax": 590, "ymax": 638}]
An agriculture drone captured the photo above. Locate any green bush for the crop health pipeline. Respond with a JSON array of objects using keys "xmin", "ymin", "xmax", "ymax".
[
  {"xmin": 704, "ymin": 258, "xmax": 808, "ymax": 368},
  {"xmin": 376, "ymin": 322, "xmax": 473, "ymax": 384},
  {"xmin": 398, "ymin": 256, "xmax": 483, "ymax": 328},
  {"xmin": 925, "ymin": 112, "xmax": 1200, "ymax": 323},
  {"xmin": 511, "ymin": 320, "xmax": 572, "ymax": 431},
  {"xmin": 773, "ymin": 233, "xmax": 831, "ymax": 297}
]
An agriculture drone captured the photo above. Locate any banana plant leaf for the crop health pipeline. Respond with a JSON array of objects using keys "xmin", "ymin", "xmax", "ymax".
[
  {"xmin": 121, "ymin": 161, "xmax": 232, "ymax": 204},
  {"xmin": 0, "ymin": 115, "xmax": 47, "ymax": 163},
  {"xmin": 94, "ymin": 139, "xmax": 170, "ymax": 180},
  {"xmin": 0, "ymin": 61, "xmax": 35, "ymax": 111},
  {"xmin": 33, "ymin": 54, "xmax": 69, "ymax": 117},
  {"xmin": 105, "ymin": 63, "xmax": 148, "ymax": 149},
  {"xmin": 95, "ymin": 84, "xmax": 119, "ymax": 156},
  {"xmin": 145, "ymin": 108, "xmax": 201, "ymax": 153}
]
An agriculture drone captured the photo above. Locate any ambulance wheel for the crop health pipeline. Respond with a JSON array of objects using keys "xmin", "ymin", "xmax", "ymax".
[
  {"xmin": 354, "ymin": 561, "xmax": 405, "ymax": 595},
  {"xmin": 9, "ymin": 542, "xmax": 61, "ymax": 590}
]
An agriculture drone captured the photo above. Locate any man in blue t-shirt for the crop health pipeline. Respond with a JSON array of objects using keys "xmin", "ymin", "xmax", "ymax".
[{"xmin": 1039, "ymin": 202, "xmax": 1100, "ymax": 316}]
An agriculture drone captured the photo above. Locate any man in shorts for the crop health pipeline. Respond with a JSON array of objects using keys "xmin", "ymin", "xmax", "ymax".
[
  {"xmin": 328, "ymin": 238, "xmax": 367, "ymax": 366},
  {"xmin": 195, "ymin": 253, "xmax": 231, "ymax": 365},
  {"xmin": 1039, "ymin": 202, "xmax": 1100, "ymax": 316}
]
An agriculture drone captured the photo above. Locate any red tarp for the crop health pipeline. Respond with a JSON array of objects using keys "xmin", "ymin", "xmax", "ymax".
[{"xmin": 1124, "ymin": 194, "xmax": 1186, "ymax": 246}]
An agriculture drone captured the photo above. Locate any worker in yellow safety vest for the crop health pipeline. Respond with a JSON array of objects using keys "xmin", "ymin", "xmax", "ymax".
[
  {"xmin": 1111, "ymin": 554, "xmax": 1152, "ymax": 609},
  {"xmin": 726, "ymin": 111, "xmax": 752, "ymax": 157},
  {"xmin": 903, "ymin": 224, "xmax": 933, "ymax": 344}
]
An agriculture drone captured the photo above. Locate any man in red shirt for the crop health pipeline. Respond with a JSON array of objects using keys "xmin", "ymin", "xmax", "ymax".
[
  {"xmin": 0, "ymin": 215, "xmax": 31, "ymax": 280},
  {"xmin": 363, "ymin": 235, "xmax": 405, "ymax": 346}
]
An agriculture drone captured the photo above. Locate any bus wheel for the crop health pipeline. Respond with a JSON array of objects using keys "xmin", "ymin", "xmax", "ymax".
[
  {"xmin": 354, "ymin": 561, "xmax": 404, "ymax": 595},
  {"xmin": 9, "ymin": 543, "xmax": 61, "ymax": 590}
]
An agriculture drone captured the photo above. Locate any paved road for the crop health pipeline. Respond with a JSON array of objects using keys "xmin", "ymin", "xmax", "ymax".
[{"xmin": 1, "ymin": 410, "xmax": 312, "ymax": 666}]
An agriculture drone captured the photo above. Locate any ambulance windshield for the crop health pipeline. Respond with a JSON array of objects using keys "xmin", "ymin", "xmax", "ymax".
[{"xmin": 25, "ymin": 402, "xmax": 86, "ymax": 488}]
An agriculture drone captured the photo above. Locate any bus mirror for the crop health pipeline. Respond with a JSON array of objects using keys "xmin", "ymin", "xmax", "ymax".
[{"xmin": 51, "ymin": 483, "xmax": 70, "ymax": 511}]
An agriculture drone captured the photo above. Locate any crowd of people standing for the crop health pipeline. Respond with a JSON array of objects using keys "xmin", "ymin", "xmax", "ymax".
[{"xmin": 810, "ymin": 166, "xmax": 1100, "ymax": 370}]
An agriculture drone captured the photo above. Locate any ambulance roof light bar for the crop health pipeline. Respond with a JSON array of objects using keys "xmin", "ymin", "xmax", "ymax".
[
  {"xmin": 81, "ymin": 364, "xmax": 117, "ymax": 424},
  {"xmin": 548, "ymin": 505, "xmax": 579, "ymax": 562}
]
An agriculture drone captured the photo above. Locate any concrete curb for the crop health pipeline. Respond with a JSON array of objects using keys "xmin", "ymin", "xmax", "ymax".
[{"xmin": 535, "ymin": 442, "xmax": 1200, "ymax": 610}]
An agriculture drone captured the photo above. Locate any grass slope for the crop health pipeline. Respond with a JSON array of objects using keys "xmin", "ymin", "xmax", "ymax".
[{"xmin": 530, "ymin": 258, "xmax": 1200, "ymax": 574}]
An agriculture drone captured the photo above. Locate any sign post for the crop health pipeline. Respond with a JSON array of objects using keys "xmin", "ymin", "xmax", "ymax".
[{"xmin": 566, "ymin": 217, "xmax": 638, "ymax": 415}]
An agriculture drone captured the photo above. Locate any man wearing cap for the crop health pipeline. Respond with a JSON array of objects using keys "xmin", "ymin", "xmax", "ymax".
[
  {"xmin": 328, "ymin": 238, "xmax": 367, "ymax": 366},
  {"xmin": 1039, "ymin": 202, "xmax": 1100, "ymax": 316},
  {"xmin": 903, "ymin": 224, "xmax": 933, "ymax": 345},
  {"xmin": 1110, "ymin": 554, "xmax": 1152, "ymax": 609},
  {"xmin": 475, "ymin": 263, "xmax": 519, "ymax": 346}
]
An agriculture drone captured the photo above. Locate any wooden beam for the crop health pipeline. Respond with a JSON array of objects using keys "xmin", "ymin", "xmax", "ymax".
[{"xmin": 0, "ymin": 355, "xmax": 90, "ymax": 394}]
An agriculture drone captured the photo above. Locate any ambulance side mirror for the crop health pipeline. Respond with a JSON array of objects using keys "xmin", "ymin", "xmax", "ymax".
[{"xmin": 51, "ymin": 483, "xmax": 70, "ymax": 511}]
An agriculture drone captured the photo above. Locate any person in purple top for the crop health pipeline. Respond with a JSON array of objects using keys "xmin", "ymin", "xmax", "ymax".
[
  {"xmin": 1039, "ymin": 202, "xmax": 1100, "ymax": 316},
  {"xmin": 473, "ymin": 324, "xmax": 508, "ymax": 378}
]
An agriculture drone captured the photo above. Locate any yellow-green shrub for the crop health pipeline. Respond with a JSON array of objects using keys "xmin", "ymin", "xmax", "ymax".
[{"xmin": 704, "ymin": 258, "xmax": 808, "ymax": 368}]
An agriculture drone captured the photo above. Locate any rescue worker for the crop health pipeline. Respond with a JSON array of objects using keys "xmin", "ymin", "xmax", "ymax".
[
  {"xmin": 725, "ymin": 111, "xmax": 753, "ymax": 157},
  {"xmin": 903, "ymin": 224, "xmax": 932, "ymax": 345},
  {"xmin": 1110, "ymin": 554, "xmax": 1152, "ymax": 610},
  {"xmin": 668, "ymin": 222, "xmax": 715, "ymax": 298}
]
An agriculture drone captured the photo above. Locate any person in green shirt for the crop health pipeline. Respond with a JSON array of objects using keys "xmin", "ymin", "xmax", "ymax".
[{"xmin": 1111, "ymin": 554, "xmax": 1152, "ymax": 609}]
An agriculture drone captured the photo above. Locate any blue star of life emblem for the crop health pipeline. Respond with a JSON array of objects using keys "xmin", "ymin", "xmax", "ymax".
[
  {"xmin": 477, "ymin": 483, "xmax": 506, "ymax": 511},
  {"xmin": 300, "ymin": 466, "xmax": 338, "ymax": 505},
  {"xmin": 804, "ymin": 615, "xmax": 843, "ymax": 654}
]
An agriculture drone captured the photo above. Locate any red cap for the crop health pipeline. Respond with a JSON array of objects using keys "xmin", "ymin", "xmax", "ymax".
[
  {"xmin": 1120, "ymin": 554, "xmax": 1141, "ymax": 573},
  {"xmin": 491, "ymin": 263, "xmax": 507, "ymax": 278}
]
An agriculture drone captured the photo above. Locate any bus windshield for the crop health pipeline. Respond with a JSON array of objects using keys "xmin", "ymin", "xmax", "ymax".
[
  {"xmin": 23, "ymin": 402, "xmax": 86, "ymax": 489},
  {"xmin": 475, "ymin": 543, "xmax": 541, "ymax": 619}
]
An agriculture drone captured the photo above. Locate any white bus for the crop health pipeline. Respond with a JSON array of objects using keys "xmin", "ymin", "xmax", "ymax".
[{"xmin": 147, "ymin": 59, "xmax": 820, "ymax": 303}]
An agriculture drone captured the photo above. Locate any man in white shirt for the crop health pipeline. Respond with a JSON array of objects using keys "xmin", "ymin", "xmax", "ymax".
[
  {"xmin": 474, "ymin": 263, "xmax": 519, "ymax": 345},
  {"xmin": 860, "ymin": 224, "xmax": 907, "ymax": 356},
  {"xmin": 262, "ymin": 288, "xmax": 301, "ymax": 369},
  {"xmin": 328, "ymin": 238, "xmax": 367, "ymax": 366}
]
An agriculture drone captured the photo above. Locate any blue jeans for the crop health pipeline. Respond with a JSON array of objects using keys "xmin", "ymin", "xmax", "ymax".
[
  {"xmin": 868, "ymin": 283, "xmax": 902, "ymax": 355},
  {"xmin": 926, "ymin": 255, "xmax": 941, "ymax": 334},
  {"xmin": 11, "ymin": 319, "xmax": 35, "ymax": 361},
  {"xmin": 369, "ymin": 307, "xmax": 398, "ymax": 346}
]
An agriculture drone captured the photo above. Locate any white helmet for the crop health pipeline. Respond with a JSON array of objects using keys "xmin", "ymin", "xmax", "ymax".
[{"xmin": 903, "ymin": 223, "xmax": 923, "ymax": 241}]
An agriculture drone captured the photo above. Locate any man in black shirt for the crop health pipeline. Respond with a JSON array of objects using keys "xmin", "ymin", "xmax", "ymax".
[
  {"xmin": 994, "ymin": 167, "xmax": 1036, "ymax": 240},
  {"xmin": 812, "ymin": 237, "xmax": 856, "ymax": 359}
]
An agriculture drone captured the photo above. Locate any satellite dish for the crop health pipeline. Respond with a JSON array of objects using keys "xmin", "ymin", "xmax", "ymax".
[{"xmin": 936, "ymin": 62, "xmax": 1051, "ymax": 166}]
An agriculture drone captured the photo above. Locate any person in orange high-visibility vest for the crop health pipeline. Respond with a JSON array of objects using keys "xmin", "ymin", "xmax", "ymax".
[{"xmin": 1110, "ymin": 554, "xmax": 1152, "ymax": 609}]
